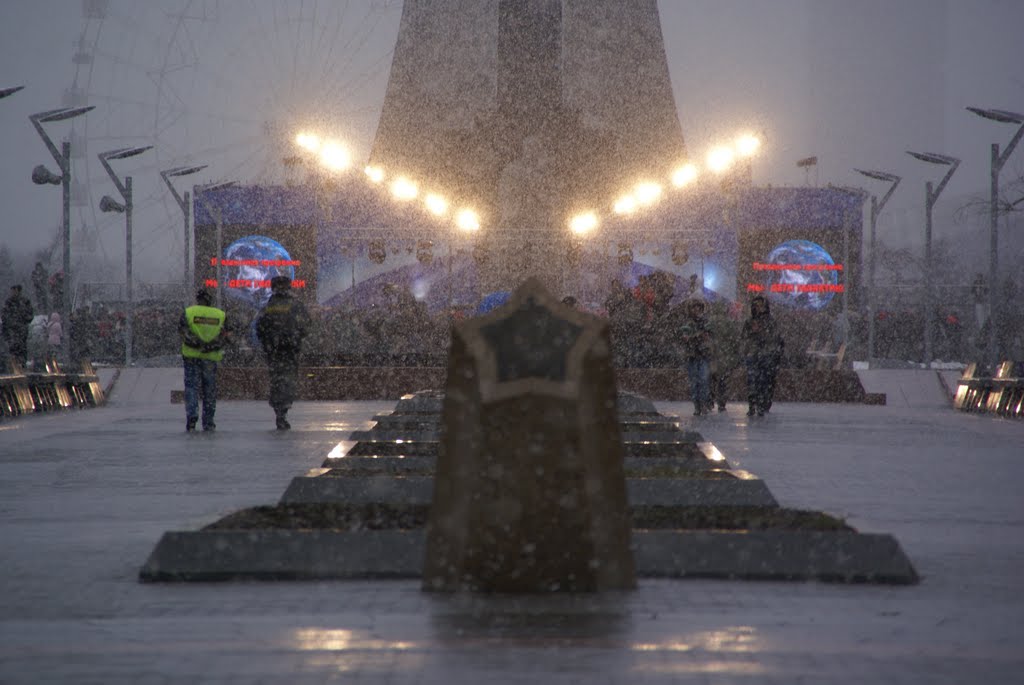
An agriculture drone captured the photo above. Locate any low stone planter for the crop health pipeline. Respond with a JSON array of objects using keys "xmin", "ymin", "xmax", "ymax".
[{"xmin": 140, "ymin": 503, "xmax": 917, "ymax": 584}]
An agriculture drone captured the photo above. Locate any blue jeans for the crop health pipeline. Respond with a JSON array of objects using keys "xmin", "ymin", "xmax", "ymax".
[
  {"xmin": 183, "ymin": 357, "xmax": 218, "ymax": 428},
  {"xmin": 686, "ymin": 358, "xmax": 711, "ymax": 409}
]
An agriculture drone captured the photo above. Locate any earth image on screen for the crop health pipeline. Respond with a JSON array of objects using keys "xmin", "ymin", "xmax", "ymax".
[
  {"xmin": 221, "ymin": 235, "xmax": 296, "ymax": 309},
  {"xmin": 763, "ymin": 239, "xmax": 839, "ymax": 311}
]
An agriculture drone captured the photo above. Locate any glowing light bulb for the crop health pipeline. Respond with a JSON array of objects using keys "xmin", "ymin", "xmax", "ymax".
[
  {"xmin": 707, "ymin": 146, "xmax": 735, "ymax": 173},
  {"xmin": 319, "ymin": 141, "xmax": 350, "ymax": 171},
  {"xmin": 569, "ymin": 212, "xmax": 598, "ymax": 235},
  {"xmin": 613, "ymin": 195, "xmax": 637, "ymax": 215},
  {"xmin": 364, "ymin": 166, "xmax": 384, "ymax": 183},
  {"xmin": 634, "ymin": 181, "xmax": 662, "ymax": 206},
  {"xmin": 391, "ymin": 176, "xmax": 418, "ymax": 200},
  {"xmin": 736, "ymin": 133, "xmax": 761, "ymax": 157},
  {"xmin": 295, "ymin": 132, "xmax": 321, "ymax": 152},
  {"xmin": 425, "ymin": 193, "xmax": 448, "ymax": 216},
  {"xmin": 456, "ymin": 208, "xmax": 480, "ymax": 232},
  {"xmin": 671, "ymin": 163, "xmax": 698, "ymax": 188}
]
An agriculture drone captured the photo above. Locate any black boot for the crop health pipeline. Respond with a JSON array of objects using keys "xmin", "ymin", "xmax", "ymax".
[{"xmin": 275, "ymin": 410, "xmax": 290, "ymax": 430}]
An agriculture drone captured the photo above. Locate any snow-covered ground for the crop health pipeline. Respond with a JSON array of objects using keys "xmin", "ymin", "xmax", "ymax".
[{"xmin": 0, "ymin": 368, "xmax": 1020, "ymax": 684}]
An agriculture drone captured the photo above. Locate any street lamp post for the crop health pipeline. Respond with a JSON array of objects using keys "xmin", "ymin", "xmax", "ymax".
[
  {"xmin": 854, "ymin": 169, "xmax": 901, "ymax": 363},
  {"xmin": 194, "ymin": 182, "xmax": 237, "ymax": 308},
  {"xmin": 98, "ymin": 145, "xmax": 153, "ymax": 367},
  {"xmin": 906, "ymin": 151, "xmax": 960, "ymax": 366},
  {"xmin": 966, "ymin": 107, "xmax": 1024, "ymax": 366},
  {"xmin": 29, "ymin": 104, "xmax": 94, "ymax": 364},
  {"xmin": 160, "ymin": 164, "xmax": 209, "ymax": 300}
]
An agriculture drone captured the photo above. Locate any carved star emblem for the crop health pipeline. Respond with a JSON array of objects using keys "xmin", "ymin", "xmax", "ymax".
[{"xmin": 457, "ymin": 278, "xmax": 607, "ymax": 403}]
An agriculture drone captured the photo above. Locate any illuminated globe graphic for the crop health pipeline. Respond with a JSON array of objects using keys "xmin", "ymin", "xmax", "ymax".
[
  {"xmin": 222, "ymin": 236, "xmax": 296, "ymax": 309},
  {"xmin": 763, "ymin": 239, "xmax": 839, "ymax": 311}
]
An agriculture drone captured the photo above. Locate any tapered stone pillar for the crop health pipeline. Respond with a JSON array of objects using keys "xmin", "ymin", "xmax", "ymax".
[
  {"xmin": 422, "ymin": 278, "xmax": 635, "ymax": 592},
  {"xmin": 371, "ymin": 0, "xmax": 686, "ymax": 293}
]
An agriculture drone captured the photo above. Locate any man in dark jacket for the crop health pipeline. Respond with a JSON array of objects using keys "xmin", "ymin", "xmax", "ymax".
[
  {"xmin": 255, "ymin": 276, "xmax": 311, "ymax": 430},
  {"xmin": 2, "ymin": 285, "xmax": 34, "ymax": 366},
  {"xmin": 741, "ymin": 295, "xmax": 785, "ymax": 417}
]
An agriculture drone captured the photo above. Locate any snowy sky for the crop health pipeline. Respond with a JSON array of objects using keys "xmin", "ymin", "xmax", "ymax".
[{"xmin": 0, "ymin": 0, "xmax": 1022, "ymax": 281}]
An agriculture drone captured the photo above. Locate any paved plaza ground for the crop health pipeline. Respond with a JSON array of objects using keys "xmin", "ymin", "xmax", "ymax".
[{"xmin": 0, "ymin": 367, "xmax": 1021, "ymax": 684}]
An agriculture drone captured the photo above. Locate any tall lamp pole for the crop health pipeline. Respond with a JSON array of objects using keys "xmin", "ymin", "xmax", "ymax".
[
  {"xmin": 98, "ymin": 145, "xmax": 153, "ymax": 367},
  {"xmin": 194, "ymin": 182, "xmax": 237, "ymax": 308},
  {"xmin": 906, "ymin": 151, "xmax": 960, "ymax": 366},
  {"xmin": 966, "ymin": 107, "xmax": 1024, "ymax": 366},
  {"xmin": 29, "ymin": 104, "xmax": 94, "ymax": 364},
  {"xmin": 854, "ymin": 168, "xmax": 901, "ymax": 363},
  {"xmin": 160, "ymin": 164, "xmax": 209, "ymax": 301}
]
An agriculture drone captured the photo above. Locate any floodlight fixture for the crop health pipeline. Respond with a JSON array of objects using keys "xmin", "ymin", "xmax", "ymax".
[
  {"xmin": 455, "ymin": 208, "xmax": 480, "ymax": 232},
  {"xmin": 707, "ymin": 146, "xmax": 735, "ymax": 174},
  {"xmin": 197, "ymin": 180, "xmax": 237, "ymax": 193},
  {"xmin": 31, "ymin": 165, "xmax": 62, "ymax": 185},
  {"xmin": 634, "ymin": 181, "xmax": 662, "ymax": 206},
  {"xmin": 391, "ymin": 176, "xmax": 418, "ymax": 201},
  {"xmin": 100, "ymin": 144, "xmax": 153, "ymax": 162},
  {"xmin": 966, "ymin": 107, "xmax": 1024, "ymax": 125},
  {"xmin": 38, "ymin": 105, "xmax": 95, "ymax": 123},
  {"xmin": 736, "ymin": 133, "xmax": 761, "ymax": 157},
  {"xmin": 425, "ymin": 193, "xmax": 449, "ymax": 216},
  {"xmin": 568, "ymin": 212, "xmax": 599, "ymax": 236},
  {"xmin": 854, "ymin": 168, "xmax": 900, "ymax": 184},
  {"xmin": 906, "ymin": 151, "xmax": 959, "ymax": 166},
  {"xmin": 163, "ymin": 164, "xmax": 208, "ymax": 178},
  {"xmin": 99, "ymin": 195, "xmax": 125, "ymax": 213},
  {"xmin": 0, "ymin": 85, "xmax": 25, "ymax": 100},
  {"xmin": 613, "ymin": 194, "xmax": 637, "ymax": 215},
  {"xmin": 671, "ymin": 163, "xmax": 698, "ymax": 188}
]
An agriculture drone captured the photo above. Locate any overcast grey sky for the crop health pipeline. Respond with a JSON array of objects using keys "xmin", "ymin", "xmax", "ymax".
[{"xmin": 1, "ymin": 0, "xmax": 1022, "ymax": 282}]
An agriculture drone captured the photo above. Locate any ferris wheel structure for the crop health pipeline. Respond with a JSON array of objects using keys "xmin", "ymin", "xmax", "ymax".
[{"xmin": 64, "ymin": 0, "xmax": 401, "ymax": 297}]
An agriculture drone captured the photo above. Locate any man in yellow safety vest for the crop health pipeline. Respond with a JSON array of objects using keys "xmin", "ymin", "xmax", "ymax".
[{"xmin": 180, "ymin": 289, "xmax": 227, "ymax": 432}]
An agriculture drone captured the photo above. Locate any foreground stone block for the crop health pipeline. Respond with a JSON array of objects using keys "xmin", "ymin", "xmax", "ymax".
[
  {"xmin": 139, "ymin": 528, "xmax": 917, "ymax": 584},
  {"xmin": 423, "ymin": 278, "xmax": 635, "ymax": 591}
]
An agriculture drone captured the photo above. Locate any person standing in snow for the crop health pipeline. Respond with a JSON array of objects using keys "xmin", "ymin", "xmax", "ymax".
[
  {"xmin": 741, "ymin": 295, "xmax": 785, "ymax": 417},
  {"xmin": 255, "ymin": 276, "xmax": 310, "ymax": 430}
]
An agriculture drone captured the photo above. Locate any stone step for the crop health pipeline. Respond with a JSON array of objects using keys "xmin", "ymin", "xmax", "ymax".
[
  {"xmin": 140, "ymin": 528, "xmax": 918, "ymax": 584},
  {"xmin": 280, "ymin": 470, "xmax": 777, "ymax": 508},
  {"xmin": 334, "ymin": 439, "xmax": 716, "ymax": 461}
]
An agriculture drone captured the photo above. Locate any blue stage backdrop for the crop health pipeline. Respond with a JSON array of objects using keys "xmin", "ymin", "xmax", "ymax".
[{"xmin": 194, "ymin": 182, "xmax": 863, "ymax": 316}]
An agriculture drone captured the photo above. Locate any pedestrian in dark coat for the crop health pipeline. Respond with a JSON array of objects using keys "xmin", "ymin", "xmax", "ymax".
[
  {"xmin": 255, "ymin": 276, "xmax": 311, "ymax": 430},
  {"xmin": 679, "ymin": 298, "xmax": 713, "ymax": 416},
  {"xmin": 741, "ymin": 295, "xmax": 785, "ymax": 416},
  {"xmin": 2, "ymin": 285, "xmax": 34, "ymax": 366}
]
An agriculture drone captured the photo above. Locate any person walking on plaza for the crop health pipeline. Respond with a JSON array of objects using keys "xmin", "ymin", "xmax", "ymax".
[
  {"xmin": 255, "ymin": 276, "xmax": 310, "ymax": 430},
  {"xmin": 45, "ymin": 312, "xmax": 63, "ymax": 363},
  {"xmin": 2, "ymin": 284, "xmax": 34, "ymax": 367},
  {"xmin": 179, "ymin": 289, "xmax": 227, "ymax": 432},
  {"xmin": 31, "ymin": 262, "xmax": 49, "ymax": 313},
  {"xmin": 679, "ymin": 297, "xmax": 713, "ymax": 416},
  {"xmin": 708, "ymin": 301, "xmax": 741, "ymax": 412},
  {"xmin": 741, "ymin": 294, "xmax": 785, "ymax": 417}
]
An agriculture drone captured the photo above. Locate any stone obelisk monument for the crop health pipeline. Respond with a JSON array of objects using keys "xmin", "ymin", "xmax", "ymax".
[{"xmin": 371, "ymin": 0, "xmax": 686, "ymax": 293}]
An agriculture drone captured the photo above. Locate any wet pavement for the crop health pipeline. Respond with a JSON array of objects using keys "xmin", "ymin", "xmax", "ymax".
[{"xmin": 0, "ymin": 368, "xmax": 1022, "ymax": 683}]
